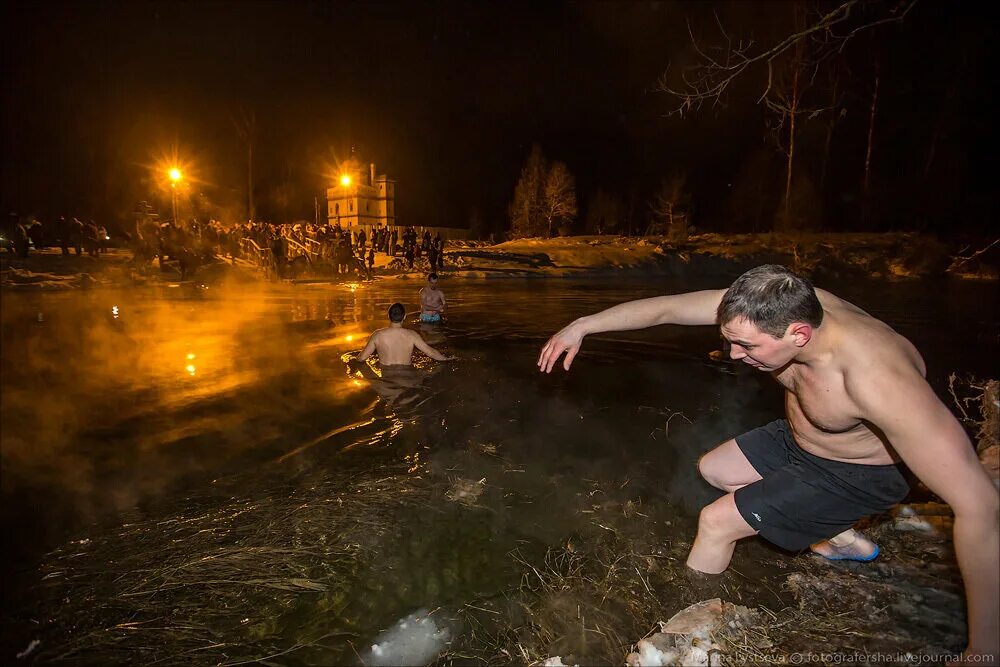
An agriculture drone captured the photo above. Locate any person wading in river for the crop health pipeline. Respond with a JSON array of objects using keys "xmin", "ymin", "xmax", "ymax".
[
  {"xmin": 357, "ymin": 302, "xmax": 451, "ymax": 366},
  {"xmin": 419, "ymin": 273, "xmax": 446, "ymax": 323},
  {"xmin": 537, "ymin": 264, "xmax": 998, "ymax": 659}
]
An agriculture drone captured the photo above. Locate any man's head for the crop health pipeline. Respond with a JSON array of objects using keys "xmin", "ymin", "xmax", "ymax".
[
  {"xmin": 717, "ymin": 265, "xmax": 823, "ymax": 371},
  {"xmin": 427, "ymin": 272, "xmax": 438, "ymax": 287},
  {"xmin": 388, "ymin": 302, "xmax": 405, "ymax": 323}
]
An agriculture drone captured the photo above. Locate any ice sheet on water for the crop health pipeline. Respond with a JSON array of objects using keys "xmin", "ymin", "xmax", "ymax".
[{"xmin": 360, "ymin": 609, "xmax": 451, "ymax": 667}]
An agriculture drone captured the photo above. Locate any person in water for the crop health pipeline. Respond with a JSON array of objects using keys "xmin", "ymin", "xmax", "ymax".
[
  {"xmin": 418, "ymin": 272, "xmax": 446, "ymax": 323},
  {"xmin": 538, "ymin": 265, "xmax": 998, "ymax": 659},
  {"xmin": 358, "ymin": 302, "xmax": 451, "ymax": 366}
]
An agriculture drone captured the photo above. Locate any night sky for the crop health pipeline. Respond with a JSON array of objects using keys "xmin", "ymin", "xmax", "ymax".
[{"xmin": 1, "ymin": 1, "xmax": 993, "ymax": 235}]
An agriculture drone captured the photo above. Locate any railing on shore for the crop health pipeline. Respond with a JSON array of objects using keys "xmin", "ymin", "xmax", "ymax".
[
  {"xmin": 238, "ymin": 235, "xmax": 375, "ymax": 279},
  {"xmin": 239, "ymin": 238, "xmax": 276, "ymax": 277},
  {"xmin": 282, "ymin": 235, "xmax": 318, "ymax": 264}
]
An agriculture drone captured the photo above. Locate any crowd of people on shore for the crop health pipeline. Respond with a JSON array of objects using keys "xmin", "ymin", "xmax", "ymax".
[
  {"xmin": 187, "ymin": 220, "xmax": 450, "ymax": 278},
  {"xmin": 4, "ymin": 214, "xmax": 449, "ymax": 280},
  {"xmin": 3, "ymin": 216, "xmax": 110, "ymax": 258},
  {"xmin": 234, "ymin": 221, "xmax": 450, "ymax": 276}
]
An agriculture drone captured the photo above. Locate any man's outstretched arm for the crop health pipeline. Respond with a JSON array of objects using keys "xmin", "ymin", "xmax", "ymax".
[
  {"xmin": 411, "ymin": 332, "xmax": 451, "ymax": 361},
  {"xmin": 850, "ymin": 367, "xmax": 999, "ymax": 660},
  {"xmin": 537, "ymin": 289, "xmax": 727, "ymax": 373}
]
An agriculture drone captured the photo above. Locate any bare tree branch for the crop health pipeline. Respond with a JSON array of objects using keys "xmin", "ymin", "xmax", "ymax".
[{"xmin": 656, "ymin": 0, "xmax": 918, "ymax": 116}]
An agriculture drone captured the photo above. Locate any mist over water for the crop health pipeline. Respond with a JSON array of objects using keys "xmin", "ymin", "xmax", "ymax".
[{"xmin": 1, "ymin": 276, "xmax": 997, "ymax": 662}]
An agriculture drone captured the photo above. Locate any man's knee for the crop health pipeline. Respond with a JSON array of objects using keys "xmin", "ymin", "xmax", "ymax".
[
  {"xmin": 697, "ymin": 453, "xmax": 714, "ymax": 484},
  {"xmin": 698, "ymin": 496, "xmax": 755, "ymax": 540},
  {"xmin": 697, "ymin": 452, "xmax": 727, "ymax": 490},
  {"xmin": 697, "ymin": 438, "xmax": 760, "ymax": 493}
]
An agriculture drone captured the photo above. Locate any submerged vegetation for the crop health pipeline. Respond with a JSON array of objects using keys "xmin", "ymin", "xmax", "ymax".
[{"xmin": 19, "ymin": 409, "xmax": 987, "ymax": 665}]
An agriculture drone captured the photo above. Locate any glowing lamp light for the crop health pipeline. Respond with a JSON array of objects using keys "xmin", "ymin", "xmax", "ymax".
[
  {"xmin": 345, "ymin": 335, "xmax": 353, "ymax": 342},
  {"xmin": 186, "ymin": 364, "xmax": 196, "ymax": 375},
  {"xmin": 187, "ymin": 353, "xmax": 196, "ymax": 360},
  {"xmin": 340, "ymin": 174, "xmax": 351, "ymax": 187},
  {"xmin": 169, "ymin": 168, "xmax": 182, "ymax": 182},
  {"xmin": 112, "ymin": 305, "xmax": 119, "ymax": 319}
]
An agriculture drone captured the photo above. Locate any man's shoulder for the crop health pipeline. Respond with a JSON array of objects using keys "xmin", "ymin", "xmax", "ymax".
[
  {"xmin": 841, "ymin": 339, "xmax": 927, "ymax": 411},
  {"xmin": 837, "ymin": 310, "xmax": 922, "ymax": 372}
]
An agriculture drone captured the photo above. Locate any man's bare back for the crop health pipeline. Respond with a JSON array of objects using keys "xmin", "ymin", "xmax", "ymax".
[{"xmin": 358, "ymin": 325, "xmax": 448, "ymax": 366}]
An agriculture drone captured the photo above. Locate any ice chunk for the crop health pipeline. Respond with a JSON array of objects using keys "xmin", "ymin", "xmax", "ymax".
[
  {"xmin": 541, "ymin": 657, "xmax": 578, "ymax": 667},
  {"xmin": 360, "ymin": 609, "xmax": 451, "ymax": 667}
]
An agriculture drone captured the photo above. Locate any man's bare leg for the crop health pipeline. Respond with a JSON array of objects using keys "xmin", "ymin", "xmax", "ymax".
[
  {"xmin": 810, "ymin": 528, "xmax": 879, "ymax": 560},
  {"xmin": 698, "ymin": 439, "xmax": 762, "ymax": 493},
  {"xmin": 687, "ymin": 493, "xmax": 759, "ymax": 574},
  {"xmin": 701, "ymin": 440, "xmax": 879, "ymax": 563}
]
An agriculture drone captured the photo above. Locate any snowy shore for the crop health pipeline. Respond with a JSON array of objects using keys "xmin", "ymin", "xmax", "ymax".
[{"xmin": 2, "ymin": 232, "xmax": 996, "ymax": 291}]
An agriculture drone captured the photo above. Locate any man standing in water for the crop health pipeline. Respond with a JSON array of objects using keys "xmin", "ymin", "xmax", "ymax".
[
  {"xmin": 358, "ymin": 302, "xmax": 451, "ymax": 365},
  {"xmin": 419, "ymin": 272, "xmax": 446, "ymax": 323},
  {"xmin": 537, "ymin": 265, "xmax": 998, "ymax": 658}
]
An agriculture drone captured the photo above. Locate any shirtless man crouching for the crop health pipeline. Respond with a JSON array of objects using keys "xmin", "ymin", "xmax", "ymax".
[
  {"xmin": 537, "ymin": 265, "xmax": 998, "ymax": 659},
  {"xmin": 358, "ymin": 302, "xmax": 452, "ymax": 366}
]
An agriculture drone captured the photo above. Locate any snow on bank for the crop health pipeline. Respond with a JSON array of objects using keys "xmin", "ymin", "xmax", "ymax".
[
  {"xmin": 4, "ymin": 233, "xmax": 992, "ymax": 289},
  {"xmin": 436, "ymin": 232, "xmax": 970, "ymax": 281},
  {"xmin": 442, "ymin": 236, "xmax": 665, "ymax": 278},
  {"xmin": 1, "ymin": 267, "xmax": 100, "ymax": 290},
  {"xmin": 0, "ymin": 248, "xmax": 258, "ymax": 291}
]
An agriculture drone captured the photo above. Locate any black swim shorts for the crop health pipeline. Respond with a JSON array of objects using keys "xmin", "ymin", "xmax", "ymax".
[{"xmin": 732, "ymin": 419, "xmax": 910, "ymax": 552}]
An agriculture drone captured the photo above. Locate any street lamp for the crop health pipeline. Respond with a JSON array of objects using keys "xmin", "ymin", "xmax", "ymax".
[
  {"xmin": 340, "ymin": 174, "xmax": 351, "ymax": 187},
  {"xmin": 169, "ymin": 168, "xmax": 182, "ymax": 225}
]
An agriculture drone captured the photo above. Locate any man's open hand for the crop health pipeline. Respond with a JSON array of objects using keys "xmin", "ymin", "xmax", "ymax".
[{"xmin": 537, "ymin": 322, "xmax": 585, "ymax": 373}]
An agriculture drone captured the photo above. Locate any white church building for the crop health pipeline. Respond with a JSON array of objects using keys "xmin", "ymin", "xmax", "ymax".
[{"xmin": 326, "ymin": 159, "xmax": 396, "ymax": 232}]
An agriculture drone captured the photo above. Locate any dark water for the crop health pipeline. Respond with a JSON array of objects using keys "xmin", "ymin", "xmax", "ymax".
[{"xmin": 1, "ymin": 276, "xmax": 997, "ymax": 663}]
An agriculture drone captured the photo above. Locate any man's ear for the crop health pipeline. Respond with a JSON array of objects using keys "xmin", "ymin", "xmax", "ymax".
[{"xmin": 788, "ymin": 322, "xmax": 813, "ymax": 347}]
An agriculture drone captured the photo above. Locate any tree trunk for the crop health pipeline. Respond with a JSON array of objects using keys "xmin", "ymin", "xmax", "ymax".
[
  {"xmin": 863, "ymin": 72, "xmax": 879, "ymax": 197},
  {"xmin": 820, "ymin": 117, "xmax": 834, "ymax": 196},
  {"xmin": 820, "ymin": 80, "xmax": 839, "ymax": 197},
  {"xmin": 924, "ymin": 82, "xmax": 955, "ymax": 181},
  {"xmin": 782, "ymin": 65, "xmax": 800, "ymax": 229},
  {"xmin": 627, "ymin": 191, "xmax": 635, "ymax": 237},
  {"xmin": 247, "ymin": 143, "xmax": 255, "ymax": 222},
  {"xmin": 923, "ymin": 124, "xmax": 940, "ymax": 182},
  {"xmin": 863, "ymin": 69, "xmax": 879, "ymax": 228}
]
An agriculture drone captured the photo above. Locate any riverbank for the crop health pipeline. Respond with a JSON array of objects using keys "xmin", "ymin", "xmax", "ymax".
[
  {"xmin": 3, "ymin": 233, "xmax": 996, "ymax": 291},
  {"xmin": 437, "ymin": 232, "xmax": 997, "ymax": 281}
]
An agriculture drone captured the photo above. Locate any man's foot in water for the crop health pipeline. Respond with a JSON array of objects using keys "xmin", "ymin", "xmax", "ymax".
[
  {"xmin": 810, "ymin": 529, "xmax": 880, "ymax": 562},
  {"xmin": 683, "ymin": 567, "xmax": 726, "ymax": 598}
]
